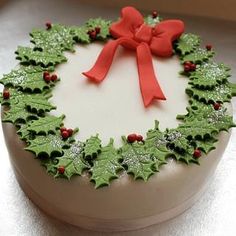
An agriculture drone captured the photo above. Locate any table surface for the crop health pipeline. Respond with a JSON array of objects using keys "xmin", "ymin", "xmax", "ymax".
[{"xmin": 0, "ymin": 0, "xmax": 236, "ymax": 235}]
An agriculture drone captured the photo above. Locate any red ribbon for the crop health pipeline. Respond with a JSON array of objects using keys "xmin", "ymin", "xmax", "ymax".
[{"xmin": 83, "ymin": 6, "xmax": 184, "ymax": 107}]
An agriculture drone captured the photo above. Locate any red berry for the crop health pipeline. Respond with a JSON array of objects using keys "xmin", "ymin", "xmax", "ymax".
[
  {"xmin": 88, "ymin": 30, "xmax": 97, "ymax": 40},
  {"xmin": 95, "ymin": 27, "xmax": 101, "ymax": 34},
  {"xmin": 3, "ymin": 90, "xmax": 10, "ymax": 99},
  {"xmin": 213, "ymin": 102, "xmax": 221, "ymax": 110},
  {"xmin": 43, "ymin": 71, "xmax": 50, "ymax": 78},
  {"xmin": 136, "ymin": 135, "xmax": 143, "ymax": 142},
  {"xmin": 190, "ymin": 63, "xmax": 196, "ymax": 71},
  {"xmin": 58, "ymin": 166, "xmax": 65, "ymax": 174},
  {"xmin": 193, "ymin": 149, "xmax": 201, "ymax": 158},
  {"xmin": 61, "ymin": 130, "xmax": 69, "ymax": 139},
  {"xmin": 60, "ymin": 127, "xmax": 67, "ymax": 133},
  {"xmin": 127, "ymin": 133, "xmax": 137, "ymax": 143},
  {"xmin": 45, "ymin": 22, "xmax": 52, "ymax": 30},
  {"xmin": 206, "ymin": 44, "xmax": 212, "ymax": 51},
  {"xmin": 152, "ymin": 10, "xmax": 158, "ymax": 18},
  {"xmin": 184, "ymin": 64, "xmax": 191, "ymax": 72},
  {"xmin": 67, "ymin": 128, "xmax": 73, "ymax": 136},
  {"xmin": 44, "ymin": 74, "xmax": 51, "ymax": 83},
  {"xmin": 51, "ymin": 74, "xmax": 58, "ymax": 82}
]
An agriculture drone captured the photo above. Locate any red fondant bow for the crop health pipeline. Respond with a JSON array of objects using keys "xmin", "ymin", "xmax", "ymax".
[{"xmin": 83, "ymin": 6, "xmax": 184, "ymax": 107}]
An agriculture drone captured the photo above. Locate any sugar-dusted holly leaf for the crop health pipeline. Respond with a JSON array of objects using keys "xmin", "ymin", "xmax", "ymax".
[
  {"xmin": 121, "ymin": 140, "xmax": 155, "ymax": 181},
  {"xmin": 145, "ymin": 121, "xmax": 170, "ymax": 170},
  {"xmin": 15, "ymin": 46, "xmax": 67, "ymax": 67},
  {"xmin": 70, "ymin": 26, "xmax": 90, "ymax": 43},
  {"xmin": 182, "ymin": 48, "xmax": 214, "ymax": 64},
  {"xmin": 90, "ymin": 139, "xmax": 123, "ymax": 188},
  {"xmin": 144, "ymin": 15, "xmax": 162, "ymax": 26},
  {"xmin": 53, "ymin": 142, "xmax": 90, "ymax": 179},
  {"xmin": 0, "ymin": 66, "xmax": 54, "ymax": 92},
  {"xmin": 2, "ymin": 103, "xmax": 38, "ymax": 124},
  {"xmin": 186, "ymin": 83, "xmax": 233, "ymax": 104},
  {"xmin": 30, "ymin": 24, "xmax": 75, "ymax": 53},
  {"xmin": 83, "ymin": 134, "xmax": 101, "ymax": 159},
  {"xmin": 27, "ymin": 115, "xmax": 65, "ymax": 135},
  {"xmin": 86, "ymin": 18, "xmax": 111, "ymax": 40},
  {"xmin": 17, "ymin": 122, "xmax": 34, "ymax": 141},
  {"xmin": 25, "ymin": 133, "xmax": 70, "ymax": 158},
  {"xmin": 176, "ymin": 33, "xmax": 200, "ymax": 55},
  {"xmin": 193, "ymin": 138, "xmax": 217, "ymax": 154},
  {"xmin": 171, "ymin": 149, "xmax": 198, "ymax": 164},
  {"xmin": 189, "ymin": 62, "xmax": 230, "ymax": 89},
  {"xmin": 0, "ymin": 88, "xmax": 26, "ymax": 107}
]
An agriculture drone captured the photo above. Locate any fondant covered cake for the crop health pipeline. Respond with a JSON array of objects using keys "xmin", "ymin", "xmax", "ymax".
[{"xmin": 1, "ymin": 6, "xmax": 236, "ymax": 231}]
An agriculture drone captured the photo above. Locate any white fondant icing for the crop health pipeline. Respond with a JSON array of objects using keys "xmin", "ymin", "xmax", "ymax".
[{"xmin": 51, "ymin": 43, "xmax": 189, "ymax": 145}]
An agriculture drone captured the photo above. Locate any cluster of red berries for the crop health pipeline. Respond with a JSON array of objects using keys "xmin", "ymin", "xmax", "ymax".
[
  {"xmin": 87, "ymin": 27, "xmax": 101, "ymax": 40},
  {"xmin": 213, "ymin": 102, "xmax": 221, "ymax": 110},
  {"xmin": 43, "ymin": 71, "xmax": 58, "ymax": 83},
  {"xmin": 127, "ymin": 133, "xmax": 144, "ymax": 143},
  {"xmin": 183, "ymin": 61, "xmax": 196, "ymax": 73},
  {"xmin": 60, "ymin": 127, "xmax": 74, "ymax": 139},
  {"xmin": 152, "ymin": 10, "xmax": 158, "ymax": 18},
  {"xmin": 57, "ymin": 166, "xmax": 65, "ymax": 174},
  {"xmin": 2, "ymin": 89, "xmax": 10, "ymax": 99},
  {"xmin": 193, "ymin": 149, "xmax": 201, "ymax": 158},
  {"xmin": 45, "ymin": 22, "xmax": 52, "ymax": 30}
]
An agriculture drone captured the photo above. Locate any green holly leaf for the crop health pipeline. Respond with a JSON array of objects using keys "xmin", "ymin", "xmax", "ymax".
[
  {"xmin": 121, "ymin": 140, "xmax": 155, "ymax": 181},
  {"xmin": 27, "ymin": 115, "xmax": 65, "ymax": 135},
  {"xmin": 53, "ymin": 142, "xmax": 90, "ymax": 179},
  {"xmin": 171, "ymin": 149, "xmax": 198, "ymax": 164},
  {"xmin": 145, "ymin": 121, "xmax": 170, "ymax": 170},
  {"xmin": 25, "ymin": 133, "xmax": 70, "ymax": 158},
  {"xmin": 0, "ymin": 66, "xmax": 54, "ymax": 92},
  {"xmin": 186, "ymin": 83, "xmax": 233, "ymax": 103},
  {"xmin": 2, "ymin": 103, "xmax": 38, "ymax": 124},
  {"xmin": 17, "ymin": 122, "xmax": 34, "ymax": 141},
  {"xmin": 182, "ymin": 48, "xmax": 214, "ymax": 64},
  {"xmin": 83, "ymin": 134, "xmax": 102, "ymax": 159},
  {"xmin": 70, "ymin": 26, "xmax": 90, "ymax": 43},
  {"xmin": 176, "ymin": 33, "xmax": 200, "ymax": 55},
  {"xmin": 193, "ymin": 138, "xmax": 217, "ymax": 154},
  {"xmin": 86, "ymin": 18, "xmax": 111, "ymax": 40},
  {"xmin": 90, "ymin": 139, "xmax": 123, "ymax": 188},
  {"xmin": 144, "ymin": 15, "xmax": 161, "ymax": 26},
  {"xmin": 189, "ymin": 62, "xmax": 230, "ymax": 89},
  {"xmin": 30, "ymin": 24, "xmax": 75, "ymax": 53},
  {"xmin": 15, "ymin": 46, "xmax": 67, "ymax": 67}
]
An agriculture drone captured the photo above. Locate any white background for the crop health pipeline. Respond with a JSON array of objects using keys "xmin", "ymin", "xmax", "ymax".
[{"xmin": 0, "ymin": 0, "xmax": 236, "ymax": 235}]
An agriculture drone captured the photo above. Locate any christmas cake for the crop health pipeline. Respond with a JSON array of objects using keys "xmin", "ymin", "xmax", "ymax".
[{"xmin": 1, "ymin": 6, "xmax": 236, "ymax": 231}]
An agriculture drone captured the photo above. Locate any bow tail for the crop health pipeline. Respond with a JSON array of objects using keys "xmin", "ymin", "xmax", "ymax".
[
  {"xmin": 83, "ymin": 38, "xmax": 138, "ymax": 83},
  {"xmin": 136, "ymin": 43, "xmax": 166, "ymax": 107}
]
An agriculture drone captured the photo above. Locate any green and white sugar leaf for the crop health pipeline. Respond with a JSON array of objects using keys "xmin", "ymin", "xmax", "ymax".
[
  {"xmin": 182, "ymin": 48, "xmax": 214, "ymax": 64},
  {"xmin": 70, "ymin": 26, "xmax": 90, "ymax": 43},
  {"xmin": 83, "ymin": 135, "xmax": 102, "ymax": 159}
]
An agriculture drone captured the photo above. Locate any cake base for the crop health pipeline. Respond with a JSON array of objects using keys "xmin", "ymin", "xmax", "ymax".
[{"xmin": 2, "ymin": 120, "xmax": 231, "ymax": 232}]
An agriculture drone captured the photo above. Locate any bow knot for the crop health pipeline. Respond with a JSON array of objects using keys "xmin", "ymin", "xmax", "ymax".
[{"xmin": 83, "ymin": 7, "xmax": 185, "ymax": 107}]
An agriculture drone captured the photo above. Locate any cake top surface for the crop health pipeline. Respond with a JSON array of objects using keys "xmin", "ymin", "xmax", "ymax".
[{"xmin": 0, "ymin": 6, "xmax": 235, "ymax": 188}]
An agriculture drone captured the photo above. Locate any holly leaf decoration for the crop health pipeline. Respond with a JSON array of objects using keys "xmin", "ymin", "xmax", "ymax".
[
  {"xmin": 15, "ymin": 46, "xmax": 67, "ymax": 67},
  {"xmin": 17, "ymin": 122, "xmax": 34, "ymax": 141},
  {"xmin": 70, "ymin": 26, "xmax": 90, "ymax": 43},
  {"xmin": 27, "ymin": 115, "xmax": 65, "ymax": 135},
  {"xmin": 90, "ymin": 139, "xmax": 123, "ymax": 188},
  {"xmin": 0, "ymin": 66, "xmax": 54, "ymax": 92},
  {"xmin": 193, "ymin": 138, "xmax": 217, "ymax": 154},
  {"xmin": 53, "ymin": 142, "xmax": 90, "ymax": 179},
  {"xmin": 186, "ymin": 83, "xmax": 233, "ymax": 103},
  {"xmin": 30, "ymin": 24, "xmax": 75, "ymax": 53},
  {"xmin": 144, "ymin": 15, "xmax": 161, "ymax": 26},
  {"xmin": 145, "ymin": 121, "xmax": 170, "ymax": 170},
  {"xmin": 25, "ymin": 133, "xmax": 70, "ymax": 158},
  {"xmin": 171, "ymin": 149, "xmax": 198, "ymax": 164},
  {"xmin": 2, "ymin": 104, "xmax": 38, "ymax": 124},
  {"xmin": 182, "ymin": 48, "xmax": 214, "ymax": 64},
  {"xmin": 176, "ymin": 33, "xmax": 200, "ymax": 55},
  {"xmin": 189, "ymin": 62, "xmax": 230, "ymax": 89},
  {"xmin": 86, "ymin": 18, "xmax": 111, "ymax": 40},
  {"xmin": 121, "ymin": 140, "xmax": 155, "ymax": 181},
  {"xmin": 83, "ymin": 135, "xmax": 102, "ymax": 160}
]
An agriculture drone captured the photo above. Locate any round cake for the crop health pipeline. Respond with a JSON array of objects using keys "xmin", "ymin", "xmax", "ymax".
[{"xmin": 1, "ymin": 6, "xmax": 236, "ymax": 232}]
